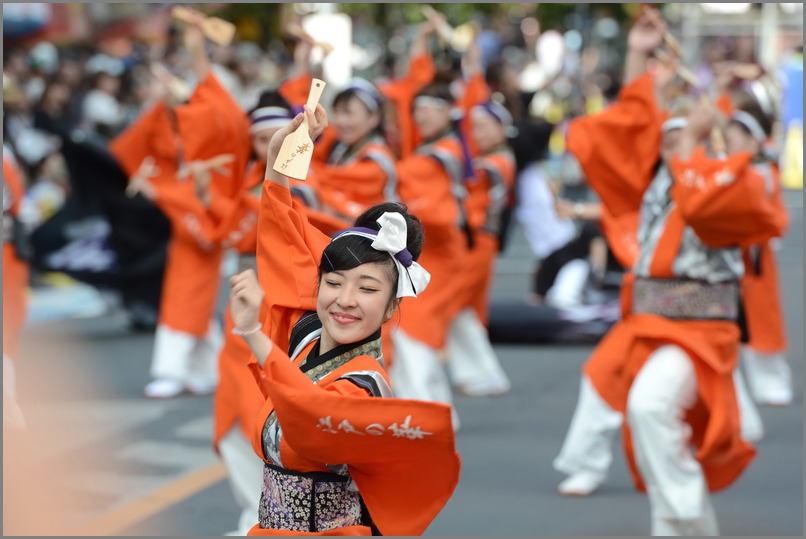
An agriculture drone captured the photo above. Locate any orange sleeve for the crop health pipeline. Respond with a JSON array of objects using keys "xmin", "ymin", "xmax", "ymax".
[
  {"xmin": 566, "ymin": 73, "xmax": 665, "ymax": 218},
  {"xmin": 716, "ymin": 92, "xmax": 734, "ymax": 118},
  {"xmin": 457, "ymin": 74, "xmax": 491, "ymax": 158},
  {"xmin": 396, "ymin": 155, "xmax": 457, "ymax": 231},
  {"xmin": 151, "ymin": 182, "xmax": 219, "ymax": 250},
  {"xmin": 670, "ymin": 147, "xmax": 780, "ymax": 248},
  {"xmin": 379, "ymin": 53, "xmax": 436, "ymax": 159},
  {"xmin": 3, "ymin": 152, "xmax": 26, "ymax": 216},
  {"xmin": 279, "ymin": 73, "xmax": 314, "ymax": 107},
  {"xmin": 108, "ymin": 101, "xmax": 171, "ymax": 177},
  {"xmin": 256, "ymin": 181, "xmax": 332, "ymax": 343}
]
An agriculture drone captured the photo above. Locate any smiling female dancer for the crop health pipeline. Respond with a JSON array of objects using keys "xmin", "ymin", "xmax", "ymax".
[{"xmin": 229, "ymin": 104, "xmax": 460, "ymax": 535}]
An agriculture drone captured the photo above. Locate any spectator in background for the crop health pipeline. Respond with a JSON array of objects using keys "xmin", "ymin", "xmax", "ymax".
[{"xmin": 81, "ymin": 53, "xmax": 126, "ymax": 139}]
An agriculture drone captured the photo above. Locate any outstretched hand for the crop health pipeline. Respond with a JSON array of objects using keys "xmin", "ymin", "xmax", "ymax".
[
  {"xmin": 229, "ymin": 269, "xmax": 265, "ymax": 332},
  {"xmin": 628, "ymin": 5, "xmax": 667, "ymax": 55}
]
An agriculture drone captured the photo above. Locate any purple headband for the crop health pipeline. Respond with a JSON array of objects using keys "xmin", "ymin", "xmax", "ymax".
[{"xmin": 332, "ymin": 226, "xmax": 413, "ymax": 268}]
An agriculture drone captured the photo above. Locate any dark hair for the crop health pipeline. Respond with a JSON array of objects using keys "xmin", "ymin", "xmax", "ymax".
[
  {"xmin": 414, "ymin": 82, "xmax": 455, "ymax": 104},
  {"xmin": 247, "ymin": 89, "xmax": 293, "ymax": 117},
  {"xmin": 731, "ymin": 89, "xmax": 773, "ymax": 138},
  {"xmin": 332, "ymin": 87, "xmax": 385, "ymax": 138},
  {"xmin": 318, "ymin": 202, "xmax": 425, "ymax": 300}
]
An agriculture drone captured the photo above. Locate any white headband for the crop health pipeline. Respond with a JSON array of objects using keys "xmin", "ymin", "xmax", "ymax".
[
  {"xmin": 662, "ymin": 117, "xmax": 688, "ymax": 133},
  {"xmin": 250, "ymin": 106, "xmax": 293, "ymax": 134},
  {"xmin": 732, "ymin": 110, "xmax": 767, "ymax": 142},
  {"xmin": 330, "ymin": 212, "xmax": 431, "ymax": 298}
]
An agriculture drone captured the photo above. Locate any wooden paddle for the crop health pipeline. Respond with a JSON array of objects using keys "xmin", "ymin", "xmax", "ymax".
[
  {"xmin": 171, "ymin": 5, "xmax": 236, "ymax": 47},
  {"xmin": 272, "ymin": 79, "xmax": 326, "ymax": 180}
]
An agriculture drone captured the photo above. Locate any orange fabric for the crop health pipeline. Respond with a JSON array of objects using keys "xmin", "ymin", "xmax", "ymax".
[
  {"xmin": 248, "ymin": 343, "xmax": 460, "ymax": 537},
  {"xmin": 459, "ymin": 151, "xmax": 515, "ymax": 325},
  {"xmin": 716, "ymin": 92, "xmax": 734, "ymax": 118},
  {"xmin": 378, "ymin": 53, "xmax": 436, "ymax": 159},
  {"xmin": 741, "ymin": 243, "xmax": 787, "ymax": 353},
  {"xmin": 584, "ymin": 276, "xmax": 756, "ymax": 493},
  {"xmin": 150, "ymin": 181, "xmax": 223, "ymax": 335},
  {"xmin": 3, "ymin": 244, "xmax": 28, "ymax": 359},
  {"xmin": 457, "ymin": 73, "xmax": 491, "ymax": 158},
  {"xmin": 572, "ymin": 72, "xmax": 770, "ymax": 496},
  {"xmin": 109, "ymin": 100, "xmax": 178, "ymax": 186},
  {"xmin": 3, "ymin": 153, "xmax": 29, "ymax": 359},
  {"xmin": 598, "ymin": 206, "xmax": 640, "ymax": 269},
  {"xmin": 458, "ymin": 233, "xmax": 498, "ymax": 326},
  {"xmin": 396, "ymin": 138, "xmax": 467, "ymax": 348},
  {"xmin": 670, "ymin": 147, "xmax": 780, "ymax": 248},
  {"xmin": 279, "ymin": 73, "xmax": 314, "ymax": 108},
  {"xmin": 247, "ymin": 181, "xmax": 458, "ymax": 535},
  {"xmin": 566, "ymin": 74, "xmax": 666, "ymax": 218},
  {"xmin": 312, "ymin": 142, "xmax": 397, "ymax": 221}
]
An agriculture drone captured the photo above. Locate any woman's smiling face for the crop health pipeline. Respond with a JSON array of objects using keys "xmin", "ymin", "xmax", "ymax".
[{"xmin": 316, "ymin": 262, "xmax": 396, "ymax": 352}]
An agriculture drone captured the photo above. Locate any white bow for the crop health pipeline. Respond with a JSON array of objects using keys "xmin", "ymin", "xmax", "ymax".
[{"xmin": 372, "ymin": 212, "xmax": 431, "ymax": 298}]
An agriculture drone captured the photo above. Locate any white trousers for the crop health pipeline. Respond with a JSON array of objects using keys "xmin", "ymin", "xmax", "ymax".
[
  {"xmin": 446, "ymin": 308, "xmax": 510, "ymax": 387},
  {"xmin": 218, "ymin": 426, "xmax": 264, "ymax": 536},
  {"xmin": 733, "ymin": 368, "xmax": 764, "ymax": 442},
  {"xmin": 627, "ymin": 345, "xmax": 719, "ymax": 536},
  {"xmin": 389, "ymin": 329, "xmax": 458, "ymax": 429},
  {"xmin": 553, "ymin": 374, "xmax": 623, "ymax": 480},
  {"xmin": 741, "ymin": 346, "xmax": 793, "ymax": 405},
  {"xmin": 149, "ymin": 320, "xmax": 222, "ymax": 386},
  {"xmin": 545, "ymin": 259, "xmax": 590, "ymax": 309}
]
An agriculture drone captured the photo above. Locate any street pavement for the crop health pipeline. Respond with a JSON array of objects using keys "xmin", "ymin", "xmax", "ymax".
[{"xmin": 4, "ymin": 191, "xmax": 802, "ymax": 536}]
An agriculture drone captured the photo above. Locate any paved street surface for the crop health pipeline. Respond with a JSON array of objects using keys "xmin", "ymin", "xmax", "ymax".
[{"xmin": 4, "ymin": 191, "xmax": 802, "ymax": 536}]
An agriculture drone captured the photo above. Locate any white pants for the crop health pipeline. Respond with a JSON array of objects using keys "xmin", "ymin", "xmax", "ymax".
[
  {"xmin": 627, "ymin": 345, "xmax": 719, "ymax": 536},
  {"xmin": 218, "ymin": 426, "xmax": 264, "ymax": 536},
  {"xmin": 149, "ymin": 320, "xmax": 222, "ymax": 386},
  {"xmin": 553, "ymin": 374, "xmax": 623, "ymax": 480},
  {"xmin": 389, "ymin": 329, "xmax": 458, "ymax": 429},
  {"xmin": 446, "ymin": 308, "xmax": 510, "ymax": 388},
  {"xmin": 545, "ymin": 259, "xmax": 590, "ymax": 309},
  {"xmin": 733, "ymin": 368, "xmax": 764, "ymax": 442},
  {"xmin": 741, "ymin": 346, "xmax": 793, "ymax": 405}
]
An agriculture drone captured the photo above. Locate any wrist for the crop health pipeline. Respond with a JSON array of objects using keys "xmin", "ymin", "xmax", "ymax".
[{"xmin": 232, "ymin": 322, "xmax": 262, "ymax": 336}]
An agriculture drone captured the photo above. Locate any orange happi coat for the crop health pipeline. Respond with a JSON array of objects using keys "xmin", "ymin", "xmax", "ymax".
[
  {"xmin": 460, "ymin": 149, "xmax": 516, "ymax": 325},
  {"xmin": 109, "ymin": 72, "xmax": 251, "ymax": 335},
  {"xmin": 739, "ymin": 159, "xmax": 789, "ymax": 354},
  {"xmin": 377, "ymin": 53, "xmax": 436, "ymax": 159},
  {"xmin": 396, "ymin": 134, "xmax": 469, "ymax": 348},
  {"xmin": 244, "ymin": 180, "xmax": 459, "ymax": 536},
  {"xmin": 3, "ymin": 150, "xmax": 30, "ymax": 359},
  {"xmin": 568, "ymin": 73, "xmax": 779, "ymax": 494}
]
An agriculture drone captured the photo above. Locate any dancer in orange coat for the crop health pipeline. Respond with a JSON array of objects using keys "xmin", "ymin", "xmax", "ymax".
[
  {"xmin": 444, "ymin": 98, "xmax": 516, "ymax": 397},
  {"xmin": 3, "ymin": 147, "xmax": 30, "ymax": 428},
  {"xmin": 110, "ymin": 16, "xmax": 251, "ymax": 399},
  {"xmin": 229, "ymin": 104, "xmax": 459, "ymax": 535},
  {"xmin": 723, "ymin": 92, "xmax": 793, "ymax": 406},
  {"xmin": 553, "ymin": 8, "xmax": 780, "ymax": 535},
  {"xmin": 389, "ymin": 82, "xmax": 474, "ymax": 429}
]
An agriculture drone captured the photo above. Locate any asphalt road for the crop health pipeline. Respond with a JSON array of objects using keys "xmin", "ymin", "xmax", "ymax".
[{"xmin": 4, "ymin": 190, "xmax": 802, "ymax": 537}]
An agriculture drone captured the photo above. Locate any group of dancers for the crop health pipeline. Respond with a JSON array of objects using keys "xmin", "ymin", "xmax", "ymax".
[{"xmin": 3, "ymin": 5, "xmax": 795, "ymax": 536}]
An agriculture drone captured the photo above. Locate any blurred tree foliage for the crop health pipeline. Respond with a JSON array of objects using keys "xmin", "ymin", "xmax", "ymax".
[{"xmin": 335, "ymin": 3, "xmax": 646, "ymax": 33}]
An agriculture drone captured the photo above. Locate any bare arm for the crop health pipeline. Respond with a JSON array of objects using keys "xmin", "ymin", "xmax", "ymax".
[
  {"xmin": 623, "ymin": 6, "xmax": 666, "ymax": 85},
  {"xmin": 182, "ymin": 8, "xmax": 210, "ymax": 82}
]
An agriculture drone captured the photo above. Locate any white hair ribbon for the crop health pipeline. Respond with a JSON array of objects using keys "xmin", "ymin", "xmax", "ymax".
[{"xmin": 332, "ymin": 212, "xmax": 431, "ymax": 298}]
